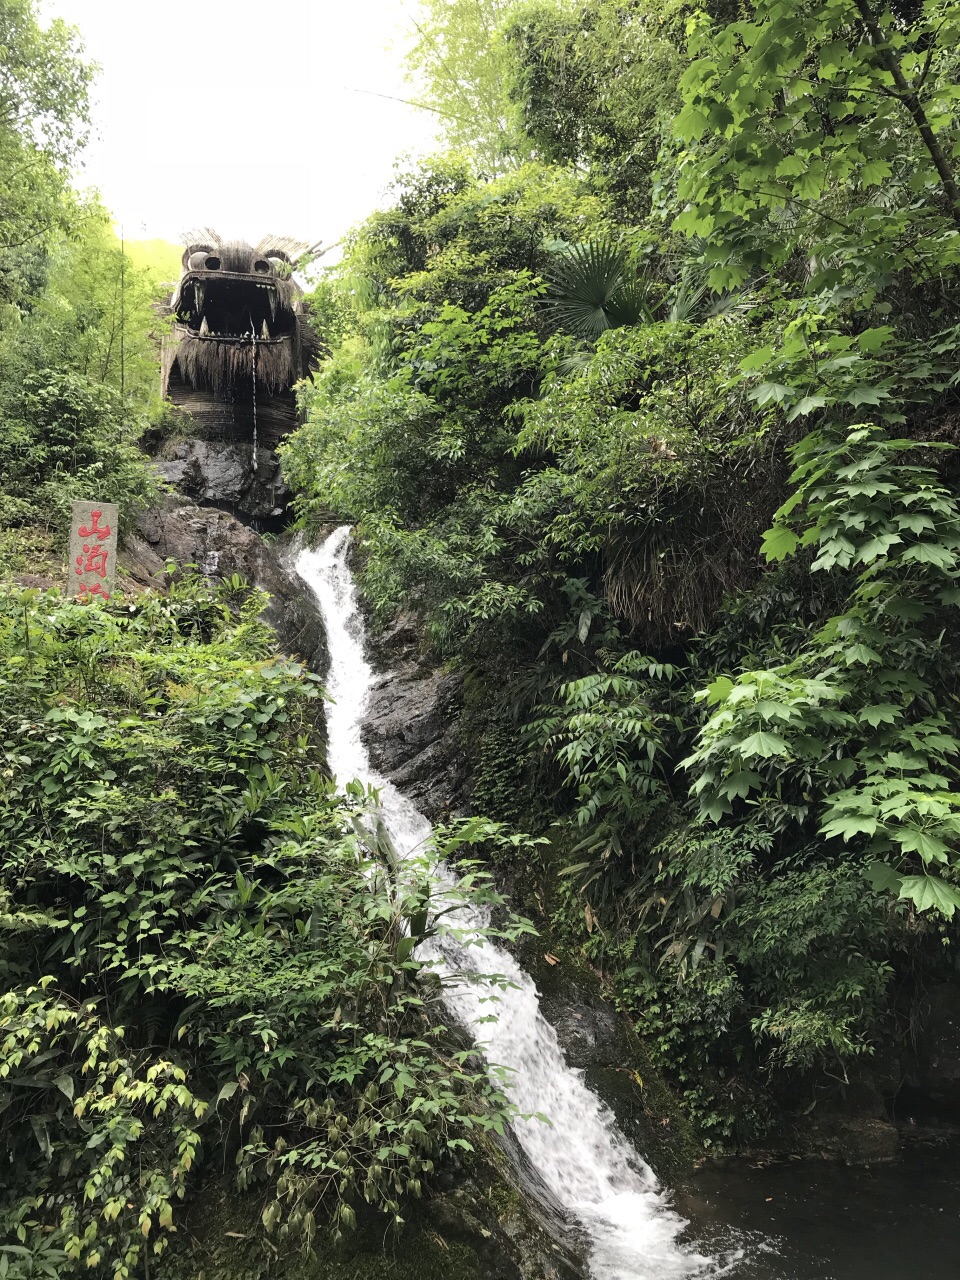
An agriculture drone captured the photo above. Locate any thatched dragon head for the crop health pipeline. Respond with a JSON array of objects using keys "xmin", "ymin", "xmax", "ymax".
[{"xmin": 163, "ymin": 229, "xmax": 321, "ymax": 399}]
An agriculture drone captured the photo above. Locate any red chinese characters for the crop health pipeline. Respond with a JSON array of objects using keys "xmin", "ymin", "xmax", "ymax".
[
  {"xmin": 77, "ymin": 509, "xmax": 112, "ymax": 543},
  {"xmin": 69, "ymin": 505, "xmax": 117, "ymax": 603}
]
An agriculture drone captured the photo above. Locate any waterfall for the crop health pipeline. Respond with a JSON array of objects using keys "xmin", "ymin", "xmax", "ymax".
[
  {"xmin": 250, "ymin": 337, "xmax": 259, "ymax": 468},
  {"xmin": 296, "ymin": 526, "xmax": 736, "ymax": 1280}
]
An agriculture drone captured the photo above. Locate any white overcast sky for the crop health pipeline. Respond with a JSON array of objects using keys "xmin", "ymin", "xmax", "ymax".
[{"xmin": 42, "ymin": 0, "xmax": 440, "ymax": 252}]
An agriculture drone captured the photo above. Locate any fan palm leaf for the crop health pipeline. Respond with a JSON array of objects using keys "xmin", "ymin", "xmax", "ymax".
[{"xmin": 545, "ymin": 241, "xmax": 654, "ymax": 339}]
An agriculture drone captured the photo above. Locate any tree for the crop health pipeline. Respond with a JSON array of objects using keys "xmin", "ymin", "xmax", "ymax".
[
  {"xmin": 0, "ymin": 0, "xmax": 93, "ymax": 315},
  {"xmin": 674, "ymin": 0, "xmax": 960, "ymax": 294},
  {"xmin": 405, "ymin": 0, "xmax": 535, "ymax": 169}
]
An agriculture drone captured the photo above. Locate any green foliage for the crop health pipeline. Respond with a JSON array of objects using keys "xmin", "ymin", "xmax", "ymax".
[
  {"xmin": 284, "ymin": 0, "xmax": 960, "ymax": 1146},
  {"xmin": 532, "ymin": 652, "xmax": 679, "ymax": 833},
  {"xmin": 505, "ymin": 0, "xmax": 687, "ymax": 216},
  {"xmin": 674, "ymin": 0, "xmax": 960, "ymax": 293},
  {"xmin": 0, "ymin": 0, "xmax": 91, "ymax": 265},
  {"xmin": 544, "ymin": 240, "xmax": 654, "ymax": 338},
  {"xmin": 686, "ymin": 424, "xmax": 960, "ymax": 918},
  {"xmin": 0, "ymin": 210, "xmax": 167, "ymax": 549},
  {"xmin": 0, "ymin": 582, "xmax": 529, "ymax": 1277},
  {"xmin": 404, "ymin": 0, "xmax": 536, "ymax": 169},
  {"xmin": 0, "ymin": 18, "xmax": 163, "ymax": 556},
  {"xmin": 0, "ymin": 369, "xmax": 159, "ymax": 538}
]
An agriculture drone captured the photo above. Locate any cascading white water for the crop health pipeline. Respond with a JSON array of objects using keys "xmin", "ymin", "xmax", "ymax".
[{"xmin": 296, "ymin": 526, "xmax": 735, "ymax": 1280}]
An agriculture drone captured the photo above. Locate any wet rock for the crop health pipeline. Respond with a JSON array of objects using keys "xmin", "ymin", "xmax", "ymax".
[
  {"xmin": 798, "ymin": 1113, "xmax": 900, "ymax": 1165},
  {"xmin": 124, "ymin": 497, "xmax": 327, "ymax": 674},
  {"xmin": 539, "ymin": 984, "xmax": 627, "ymax": 1072},
  {"xmin": 152, "ymin": 438, "xmax": 290, "ymax": 522},
  {"xmin": 362, "ymin": 613, "xmax": 470, "ymax": 820}
]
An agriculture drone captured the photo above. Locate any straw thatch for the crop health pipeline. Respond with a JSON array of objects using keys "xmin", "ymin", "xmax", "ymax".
[
  {"xmin": 161, "ymin": 229, "xmax": 323, "ymax": 446},
  {"xmin": 165, "ymin": 326, "xmax": 299, "ymax": 398}
]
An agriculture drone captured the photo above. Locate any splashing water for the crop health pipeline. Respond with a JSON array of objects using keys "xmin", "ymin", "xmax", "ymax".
[{"xmin": 296, "ymin": 526, "xmax": 738, "ymax": 1280}]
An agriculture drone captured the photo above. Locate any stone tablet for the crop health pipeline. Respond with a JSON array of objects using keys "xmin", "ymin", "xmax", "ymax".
[{"xmin": 67, "ymin": 501, "xmax": 119, "ymax": 602}]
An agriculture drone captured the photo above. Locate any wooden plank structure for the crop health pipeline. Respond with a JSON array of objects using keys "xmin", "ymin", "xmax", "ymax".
[{"xmin": 160, "ymin": 230, "xmax": 321, "ymax": 451}]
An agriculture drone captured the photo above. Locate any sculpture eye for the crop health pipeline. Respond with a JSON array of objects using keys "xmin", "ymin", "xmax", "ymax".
[
  {"xmin": 188, "ymin": 249, "xmax": 220, "ymax": 271},
  {"xmin": 253, "ymin": 259, "xmax": 272, "ymax": 274}
]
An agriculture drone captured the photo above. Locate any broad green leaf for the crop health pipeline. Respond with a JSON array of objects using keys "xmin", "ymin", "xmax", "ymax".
[
  {"xmin": 674, "ymin": 105, "xmax": 710, "ymax": 139},
  {"xmin": 901, "ymin": 543, "xmax": 955, "ymax": 569},
  {"xmin": 855, "ymin": 533, "xmax": 901, "ymax": 563},
  {"xmin": 822, "ymin": 814, "xmax": 878, "ymax": 840},
  {"xmin": 737, "ymin": 730, "xmax": 790, "ymax": 758},
  {"xmin": 739, "ymin": 345, "xmax": 774, "ymax": 372},
  {"xmin": 895, "ymin": 827, "xmax": 950, "ymax": 864},
  {"xmin": 845, "ymin": 385, "xmax": 887, "ymax": 406},
  {"xmin": 751, "ymin": 381, "xmax": 795, "ymax": 407},
  {"xmin": 857, "ymin": 327, "xmax": 895, "ymax": 353},
  {"xmin": 843, "ymin": 642, "xmax": 883, "ymax": 665},
  {"xmin": 898, "ymin": 875, "xmax": 960, "ymax": 919},
  {"xmin": 860, "ymin": 703, "xmax": 899, "ymax": 727},
  {"xmin": 864, "ymin": 861, "xmax": 903, "ymax": 893},
  {"xmin": 719, "ymin": 769, "xmax": 762, "ymax": 799},
  {"xmin": 787, "ymin": 394, "xmax": 828, "ymax": 420},
  {"xmin": 859, "ymin": 159, "xmax": 892, "ymax": 187},
  {"xmin": 761, "ymin": 525, "xmax": 799, "ymax": 562},
  {"xmin": 774, "ymin": 154, "xmax": 807, "ymax": 178},
  {"xmin": 705, "ymin": 676, "xmax": 734, "ymax": 705}
]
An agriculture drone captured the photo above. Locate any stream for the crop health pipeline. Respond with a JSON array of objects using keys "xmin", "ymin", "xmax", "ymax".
[{"xmin": 295, "ymin": 526, "xmax": 960, "ymax": 1280}]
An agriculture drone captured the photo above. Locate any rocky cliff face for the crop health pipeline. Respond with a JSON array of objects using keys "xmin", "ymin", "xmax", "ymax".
[
  {"xmin": 361, "ymin": 612, "xmax": 471, "ymax": 820},
  {"xmin": 122, "ymin": 496, "xmax": 327, "ymax": 675},
  {"xmin": 151, "ymin": 438, "xmax": 292, "ymax": 525}
]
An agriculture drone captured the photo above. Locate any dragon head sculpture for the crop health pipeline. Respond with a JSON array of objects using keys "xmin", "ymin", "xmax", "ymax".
[{"xmin": 160, "ymin": 229, "xmax": 321, "ymax": 444}]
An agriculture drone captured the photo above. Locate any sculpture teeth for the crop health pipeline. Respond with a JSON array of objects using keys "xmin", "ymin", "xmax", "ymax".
[
  {"xmin": 196, "ymin": 280, "xmax": 206, "ymax": 311},
  {"xmin": 261, "ymin": 319, "xmax": 270, "ymax": 339},
  {"xmin": 199, "ymin": 316, "xmax": 210, "ymax": 335}
]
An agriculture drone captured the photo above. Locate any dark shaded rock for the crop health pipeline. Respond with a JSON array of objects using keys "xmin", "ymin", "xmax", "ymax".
[
  {"xmin": 913, "ymin": 983, "xmax": 960, "ymax": 1112},
  {"xmin": 123, "ymin": 497, "xmax": 327, "ymax": 674},
  {"xmin": 743, "ymin": 1072, "xmax": 899, "ymax": 1166},
  {"xmin": 795, "ymin": 1113, "xmax": 900, "ymax": 1165},
  {"xmin": 540, "ymin": 986, "xmax": 626, "ymax": 1072},
  {"xmin": 152, "ymin": 438, "xmax": 290, "ymax": 522},
  {"xmin": 362, "ymin": 612, "xmax": 470, "ymax": 820}
]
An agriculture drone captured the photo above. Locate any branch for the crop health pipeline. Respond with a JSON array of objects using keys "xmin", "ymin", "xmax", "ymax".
[
  {"xmin": 342, "ymin": 85, "xmax": 473, "ymax": 125},
  {"xmin": 853, "ymin": 0, "xmax": 960, "ymax": 226}
]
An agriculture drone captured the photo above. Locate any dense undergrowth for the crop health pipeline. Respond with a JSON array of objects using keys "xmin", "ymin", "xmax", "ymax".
[
  {"xmin": 282, "ymin": 0, "xmax": 960, "ymax": 1144},
  {"xmin": 0, "ymin": 581, "xmax": 528, "ymax": 1277}
]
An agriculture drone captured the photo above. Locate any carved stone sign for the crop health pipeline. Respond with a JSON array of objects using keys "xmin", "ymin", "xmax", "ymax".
[{"xmin": 67, "ymin": 501, "xmax": 118, "ymax": 602}]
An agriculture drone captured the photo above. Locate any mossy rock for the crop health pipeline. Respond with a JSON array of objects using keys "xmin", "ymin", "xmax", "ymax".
[{"xmin": 155, "ymin": 1145, "xmax": 584, "ymax": 1280}]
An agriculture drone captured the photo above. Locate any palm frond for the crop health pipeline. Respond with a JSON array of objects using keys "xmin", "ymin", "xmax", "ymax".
[{"xmin": 544, "ymin": 241, "xmax": 652, "ymax": 339}]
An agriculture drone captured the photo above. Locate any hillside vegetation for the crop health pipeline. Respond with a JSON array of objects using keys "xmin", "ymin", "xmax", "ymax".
[
  {"xmin": 282, "ymin": 0, "xmax": 960, "ymax": 1144},
  {"xmin": 0, "ymin": 5, "xmax": 527, "ymax": 1276},
  {"xmin": 5, "ymin": 0, "xmax": 960, "ymax": 1273}
]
